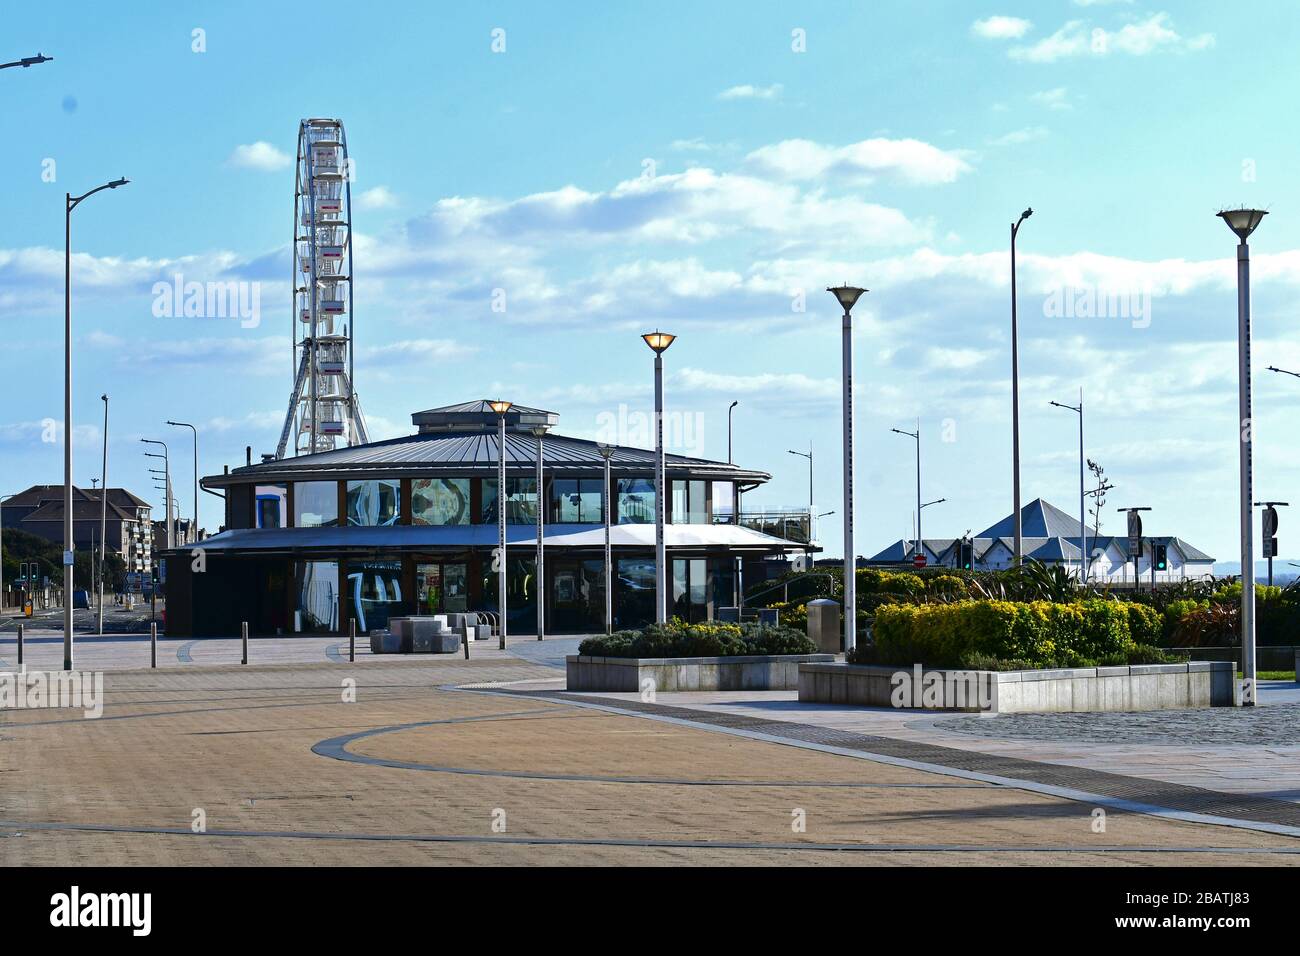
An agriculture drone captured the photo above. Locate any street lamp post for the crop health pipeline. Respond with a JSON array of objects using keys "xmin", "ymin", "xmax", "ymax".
[
  {"xmin": 728, "ymin": 401, "xmax": 739, "ymax": 464},
  {"xmin": 166, "ymin": 420, "xmax": 199, "ymax": 544},
  {"xmin": 142, "ymin": 440, "xmax": 171, "ymax": 548},
  {"xmin": 788, "ymin": 443, "xmax": 813, "ymax": 550},
  {"xmin": 531, "ymin": 423, "xmax": 550, "ymax": 640},
  {"xmin": 891, "ymin": 422, "xmax": 923, "ymax": 561},
  {"xmin": 1218, "ymin": 207, "xmax": 1267, "ymax": 706},
  {"xmin": 1050, "ymin": 389, "xmax": 1088, "ymax": 583},
  {"xmin": 64, "ymin": 176, "xmax": 129, "ymax": 670},
  {"xmin": 490, "ymin": 401, "xmax": 512, "ymax": 648},
  {"xmin": 642, "ymin": 331, "xmax": 676, "ymax": 624},
  {"xmin": 597, "ymin": 443, "xmax": 615, "ymax": 634},
  {"xmin": 98, "ymin": 395, "xmax": 108, "ymax": 634},
  {"xmin": 1011, "ymin": 207, "xmax": 1033, "ymax": 566},
  {"xmin": 0, "ymin": 53, "xmax": 53, "ymax": 70},
  {"xmin": 827, "ymin": 286, "xmax": 866, "ymax": 652},
  {"xmin": 0, "ymin": 493, "xmax": 16, "ymax": 611}
]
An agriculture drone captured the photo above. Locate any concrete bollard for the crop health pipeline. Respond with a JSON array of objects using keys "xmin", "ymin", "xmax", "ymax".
[
  {"xmin": 16, "ymin": 622, "xmax": 23, "ymax": 667},
  {"xmin": 349, "ymin": 618, "xmax": 356, "ymax": 663},
  {"xmin": 463, "ymin": 628, "xmax": 470, "ymax": 660},
  {"xmin": 241, "ymin": 621, "xmax": 248, "ymax": 665},
  {"xmin": 151, "ymin": 622, "xmax": 157, "ymax": 668}
]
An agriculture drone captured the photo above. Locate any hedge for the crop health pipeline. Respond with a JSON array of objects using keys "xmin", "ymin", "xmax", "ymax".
[
  {"xmin": 578, "ymin": 619, "xmax": 816, "ymax": 659},
  {"xmin": 871, "ymin": 599, "xmax": 1139, "ymax": 668}
]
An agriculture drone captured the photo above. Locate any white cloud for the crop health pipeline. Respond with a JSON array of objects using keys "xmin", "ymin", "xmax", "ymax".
[
  {"xmin": 357, "ymin": 186, "xmax": 398, "ymax": 210},
  {"xmin": 1010, "ymin": 14, "xmax": 1214, "ymax": 62},
  {"xmin": 745, "ymin": 137, "xmax": 973, "ymax": 186},
  {"xmin": 228, "ymin": 142, "xmax": 292, "ymax": 171},
  {"xmin": 987, "ymin": 126, "xmax": 1049, "ymax": 146},
  {"xmin": 717, "ymin": 83, "xmax": 783, "ymax": 101},
  {"xmin": 1031, "ymin": 87, "xmax": 1071, "ymax": 110},
  {"xmin": 971, "ymin": 16, "xmax": 1033, "ymax": 40},
  {"xmin": 360, "ymin": 338, "xmax": 478, "ymax": 363}
]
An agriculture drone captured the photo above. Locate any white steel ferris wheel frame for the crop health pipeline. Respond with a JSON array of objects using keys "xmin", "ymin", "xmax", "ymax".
[{"xmin": 278, "ymin": 117, "xmax": 368, "ymax": 458}]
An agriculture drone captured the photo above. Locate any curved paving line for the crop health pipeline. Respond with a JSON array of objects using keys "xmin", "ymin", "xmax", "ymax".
[
  {"xmin": 459, "ymin": 686, "xmax": 1300, "ymax": 840},
  {"xmin": 325, "ymin": 642, "xmax": 347, "ymax": 663},
  {"xmin": 1, "ymin": 819, "xmax": 1296, "ymax": 855},
  {"xmin": 313, "ymin": 714, "xmax": 990, "ymax": 788},
  {"xmin": 176, "ymin": 641, "xmax": 197, "ymax": 663}
]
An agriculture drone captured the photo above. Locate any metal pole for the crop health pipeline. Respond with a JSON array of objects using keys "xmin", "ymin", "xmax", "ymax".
[
  {"xmin": 150, "ymin": 621, "xmax": 156, "ymax": 668},
  {"xmin": 241, "ymin": 620, "xmax": 248, "ymax": 665},
  {"xmin": 498, "ymin": 414, "xmax": 508, "ymax": 649},
  {"xmin": 1079, "ymin": 390, "xmax": 1087, "ymax": 584},
  {"xmin": 1236, "ymin": 238, "xmax": 1257, "ymax": 704},
  {"xmin": 1011, "ymin": 220, "xmax": 1021, "ymax": 565},
  {"xmin": 535, "ymin": 429, "xmax": 545, "ymax": 640},
  {"xmin": 63, "ymin": 194, "xmax": 74, "ymax": 671},
  {"xmin": 914, "ymin": 421, "xmax": 922, "ymax": 559},
  {"xmin": 16, "ymin": 622, "xmax": 22, "ymax": 667},
  {"xmin": 349, "ymin": 617, "xmax": 355, "ymax": 662},
  {"xmin": 841, "ymin": 305, "xmax": 856, "ymax": 652},
  {"xmin": 98, "ymin": 395, "xmax": 108, "ymax": 634},
  {"xmin": 603, "ymin": 451, "xmax": 613, "ymax": 635},
  {"xmin": 654, "ymin": 351, "xmax": 667, "ymax": 624}
]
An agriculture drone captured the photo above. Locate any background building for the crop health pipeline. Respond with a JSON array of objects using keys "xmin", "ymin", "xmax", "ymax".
[
  {"xmin": 868, "ymin": 498, "xmax": 1214, "ymax": 584},
  {"xmin": 2, "ymin": 484, "xmax": 153, "ymax": 575}
]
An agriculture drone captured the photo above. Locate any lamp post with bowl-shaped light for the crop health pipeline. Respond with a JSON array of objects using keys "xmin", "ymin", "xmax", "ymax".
[
  {"xmin": 1218, "ymin": 207, "xmax": 1268, "ymax": 706},
  {"xmin": 642, "ymin": 331, "xmax": 676, "ymax": 624},
  {"xmin": 489, "ymin": 400, "xmax": 512, "ymax": 648},
  {"xmin": 827, "ymin": 286, "xmax": 866, "ymax": 652}
]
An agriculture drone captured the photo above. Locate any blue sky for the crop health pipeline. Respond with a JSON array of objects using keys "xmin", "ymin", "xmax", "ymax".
[{"xmin": 3, "ymin": 1, "xmax": 1300, "ymax": 562}]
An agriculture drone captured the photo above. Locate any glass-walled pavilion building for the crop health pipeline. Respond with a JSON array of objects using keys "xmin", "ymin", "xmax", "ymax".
[{"xmin": 163, "ymin": 401, "xmax": 808, "ymax": 637}]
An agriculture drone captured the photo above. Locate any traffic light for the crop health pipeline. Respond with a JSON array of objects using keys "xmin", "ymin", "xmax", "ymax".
[
  {"xmin": 1153, "ymin": 543, "xmax": 1168, "ymax": 571},
  {"xmin": 958, "ymin": 539, "xmax": 973, "ymax": 570}
]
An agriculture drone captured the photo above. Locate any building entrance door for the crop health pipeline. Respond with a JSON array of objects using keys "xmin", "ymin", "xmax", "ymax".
[{"xmin": 416, "ymin": 561, "xmax": 469, "ymax": 615}]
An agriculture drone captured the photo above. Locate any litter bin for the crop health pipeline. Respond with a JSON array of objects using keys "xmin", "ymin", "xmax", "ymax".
[{"xmin": 806, "ymin": 598, "xmax": 841, "ymax": 653}]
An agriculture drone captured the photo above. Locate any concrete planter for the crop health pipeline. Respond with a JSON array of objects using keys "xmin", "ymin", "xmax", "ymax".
[
  {"xmin": 797, "ymin": 661, "xmax": 1237, "ymax": 713},
  {"xmin": 566, "ymin": 654, "xmax": 835, "ymax": 693}
]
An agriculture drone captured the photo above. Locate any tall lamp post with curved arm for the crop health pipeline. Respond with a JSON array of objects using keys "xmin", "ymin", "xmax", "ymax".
[
  {"xmin": 63, "ymin": 176, "xmax": 129, "ymax": 670},
  {"xmin": 1010, "ymin": 207, "xmax": 1032, "ymax": 567}
]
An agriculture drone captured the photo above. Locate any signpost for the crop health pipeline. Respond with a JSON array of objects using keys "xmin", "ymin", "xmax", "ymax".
[
  {"xmin": 1118, "ymin": 507, "xmax": 1152, "ymax": 591},
  {"xmin": 1255, "ymin": 501, "xmax": 1288, "ymax": 587}
]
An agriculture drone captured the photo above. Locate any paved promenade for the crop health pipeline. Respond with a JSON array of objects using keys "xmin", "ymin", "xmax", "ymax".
[{"xmin": 0, "ymin": 637, "xmax": 1297, "ymax": 865}]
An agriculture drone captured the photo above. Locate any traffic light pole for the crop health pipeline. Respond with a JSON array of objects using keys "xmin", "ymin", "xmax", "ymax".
[{"xmin": 1253, "ymin": 501, "xmax": 1288, "ymax": 587}]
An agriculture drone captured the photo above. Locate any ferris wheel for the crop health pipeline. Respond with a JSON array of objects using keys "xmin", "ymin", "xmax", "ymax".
[{"xmin": 276, "ymin": 118, "xmax": 368, "ymax": 458}]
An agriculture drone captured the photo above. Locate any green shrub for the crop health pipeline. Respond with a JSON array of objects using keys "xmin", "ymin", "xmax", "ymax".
[
  {"xmin": 578, "ymin": 618, "xmax": 815, "ymax": 658},
  {"xmin": 870, "ymin": 598, "xmax": 1137, "ymax": 669}
]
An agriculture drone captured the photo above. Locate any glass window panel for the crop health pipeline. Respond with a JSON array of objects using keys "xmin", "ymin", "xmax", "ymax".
[
  {"xmin": 616, "ymin": 557, "xmax": 656, "ymax": 630},
  {"xmin": 689, "ymin": 481, "xmax": 708, "ymax": 524},
  {"xmin": 711, "ymin": 481, "xmax": 735, "ymax": 522},
  {"xmin": 255, "ymin": 484, "xmax": 287, "ymax": 529},
  {"xmin": 294, "ymin": 481, "xmax": 338, "ymax": 528},
  {"xmin": 481, "ymin": 478, "xmax": 538, "ymax": 525},
  {"xmin": 347, "ymin": 559, "xmax": 404, "ymax": 633},
  {"xmin": 346, "ymin": 479, "xmax": 400, "ymax": 527},
  {"xmin": 617, "ymin": 478, "xmax": 655, "ymax": 525},
  {"xmin": 295, "ymin": 560, "xmax": 338, "ymax": 633},
  {"xmin": 671, "ymin": 480, "xmax": 688, "ymax": 524},
  {"xmin": 412, "ymin": 478, "xmax": 470, "ymax": 526},
  {"xmin": 550, "ymin": 478, "xmax": 604, "ymax": 524}
]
